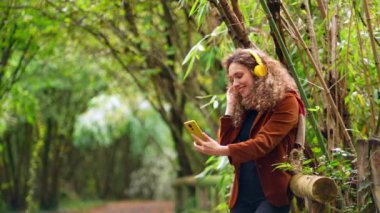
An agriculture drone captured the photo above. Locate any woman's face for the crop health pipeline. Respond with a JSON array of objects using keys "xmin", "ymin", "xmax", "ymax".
[{"xmin": 228, "ymin": 62, "xmax": 254, "ymax": 98}]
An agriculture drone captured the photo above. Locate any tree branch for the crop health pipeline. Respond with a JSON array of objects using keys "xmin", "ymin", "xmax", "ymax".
[
  {"xmin": 230, "ymin": 0, "xmax": 244, "ymax": 25},
  {"xmin": 267, "ymin": 0, "xmax": 286, "ymax": 65},
  {"xmin": 210, "ymin": 0, "xmax": 255, "ymax": 48}
]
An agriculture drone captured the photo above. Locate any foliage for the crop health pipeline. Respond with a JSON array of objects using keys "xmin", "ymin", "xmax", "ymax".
[
  {"xmin": 73, "ymin": 94, "xmax": 131, "ymax": 148},
  {"xmin": 73, "ymin": 94, "xmax": 177, "ymax": 200}
]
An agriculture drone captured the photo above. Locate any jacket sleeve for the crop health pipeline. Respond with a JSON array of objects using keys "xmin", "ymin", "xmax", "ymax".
[
  {"xmin": 227, "ymin": 94, "xmax": 299, "ymax": 165},
  {"xmin": 217, "ymin": 115, "xmax": 236, "ymax": 146}
]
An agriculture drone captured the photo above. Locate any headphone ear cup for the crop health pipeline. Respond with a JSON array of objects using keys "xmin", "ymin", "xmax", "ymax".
[{"xmin": 253, "ymin": 64, "xmax": 267, "ymax": 77}]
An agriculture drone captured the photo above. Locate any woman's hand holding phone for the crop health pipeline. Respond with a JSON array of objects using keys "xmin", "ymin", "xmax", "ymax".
[
  {"xmin": 184, "ymin": 120, "xmax": 205, "ymax": 145},
  {"xmin": 184, "ymin": 120, "xmax": 230, "ymax": 156},
  {"xmin": 192, "ymin": 132, "xmax": 230, "ymax": 156}
]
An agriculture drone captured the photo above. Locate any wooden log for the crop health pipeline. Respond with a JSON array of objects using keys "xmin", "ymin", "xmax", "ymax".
[
  {"xmin": 290, "ymin": 174, "xmax": 338, "ymax": 203},
  {"xmin": 370, "ymin": 138, "xmax": 380, "ymax": 212}
]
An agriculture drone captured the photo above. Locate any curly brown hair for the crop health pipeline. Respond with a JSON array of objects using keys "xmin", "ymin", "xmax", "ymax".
[{"xmin": 223, "ymin": 48, "xmax": 298, "ymax": 126}]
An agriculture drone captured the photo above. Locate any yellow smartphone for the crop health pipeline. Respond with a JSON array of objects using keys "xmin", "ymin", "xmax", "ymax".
[{"xmin": 184, "ymin": 120, "xmax": 206, "ymax": 143}]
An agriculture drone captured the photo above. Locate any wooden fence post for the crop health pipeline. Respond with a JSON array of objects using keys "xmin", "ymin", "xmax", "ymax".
[
  {"xmin": 357, "ymin": 139, "xmax": 376, "ymax": 212},
  {"xmin": 369, "ymin": 138, "xmax": 380, "ymax": 212}
]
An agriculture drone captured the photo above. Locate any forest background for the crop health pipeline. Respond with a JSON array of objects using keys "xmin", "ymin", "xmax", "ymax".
[{"xmin": 0, "ymin": 0, "xmax": 379, "ymax": 212}]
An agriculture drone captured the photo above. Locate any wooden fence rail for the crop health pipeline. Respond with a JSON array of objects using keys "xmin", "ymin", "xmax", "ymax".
[{"xmin": 173, "ymin": 175, "xmax": 223, "ymax": 212}]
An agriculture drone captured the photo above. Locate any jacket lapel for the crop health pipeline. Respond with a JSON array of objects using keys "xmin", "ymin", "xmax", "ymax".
[{"xmin": 231, "ymin": 111, "xmax": 265, "ymax": 143}]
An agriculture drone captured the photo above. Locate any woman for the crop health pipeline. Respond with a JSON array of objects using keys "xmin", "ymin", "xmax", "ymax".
[{"xmin": 192, "ymin": 48, "xmax": 303, "ymax": 212}]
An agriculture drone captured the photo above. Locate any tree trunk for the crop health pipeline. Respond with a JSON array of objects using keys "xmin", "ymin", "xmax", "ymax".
[
  {"xmin": 101, "ymin": 142, "xmax": 118, "ymax": 198},
  {"xmin": 4, "ymin": 134, "xmax": 17, "ymax": 208},
  {"xmin": 40, "ymin": 118, "xmax": 55, "ymax": 209},
  {"xmin": 48, "ymin": 135, "xmax": 65, "ymax": 209}
]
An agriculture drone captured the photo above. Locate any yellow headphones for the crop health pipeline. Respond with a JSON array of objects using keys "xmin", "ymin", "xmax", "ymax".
[{"xmin": 247, "ymin": 50, "xmax": 267, "ymax": 77}]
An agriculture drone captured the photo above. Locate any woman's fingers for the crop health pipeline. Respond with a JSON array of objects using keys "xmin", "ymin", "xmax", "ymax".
[
  {"xmin": 193, "ymin": 133, "xmax": 221, "ymax": 156},
  {"xmin": 193, "ymin": 133, "xmax": 227, "ymax": 156},
  {"xmin": 193, "ymin": 141, "xmax": 208, "ymax": 154},
  {"xmin": 193, "ymin": 134, "xmax": 210, "ymax": 154},
  {"xmin": 202, "ymin": 132, "xmax": 211, "ymax": 140},
  {"xmin": 192, "ymin": 134, "xmax": 202, "ymax": 144},
  {"xmin": 193, "ymin": 132, "xmax": 212, "ymax": 144},
  {"xmin": 193, "ymin": 141, "xmax": 202, "ymax": 151}
]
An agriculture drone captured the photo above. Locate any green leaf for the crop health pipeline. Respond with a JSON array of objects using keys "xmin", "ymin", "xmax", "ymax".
[
  {"xmin": 307, "ymin": 105, "xmax": 320, "ymax": 112},
  {"xmin": 189, "ymin": 0, "xmax": 200, "ymax": 16},
  {"xmin": 200, "ymin": 95, "xmax": 217, "ymax": 109},
  {"xmin": 196, "ymin": 1, "xmax": 209, "ymax": 29},
  {"xmin": 206, "ymin": 155, "xmax": 216, "ymax": 164},
  {"xmin": 272, "ymin": 162, "xmax": 292, "ymax": 171},
  {"xmin": 302, "ymin": 159, "xmax": 314, "ymax": 165},
  {"xmin": 182, "ymin": 36, "xmax": 208, "ymax": 80},
  {"xmin": 183, "ymin": 56, "xmax": 195, "ymax": 80}
]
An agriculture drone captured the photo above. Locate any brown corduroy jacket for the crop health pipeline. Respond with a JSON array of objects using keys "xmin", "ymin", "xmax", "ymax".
[{"xmin": 219, "ymin": 92, "xmax": 299, "ymax": 209}]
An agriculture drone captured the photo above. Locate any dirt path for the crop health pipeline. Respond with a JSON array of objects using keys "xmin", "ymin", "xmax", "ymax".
[{"xmin": 74, "ymin": 200, "xmax": 174, "ymax": 213}]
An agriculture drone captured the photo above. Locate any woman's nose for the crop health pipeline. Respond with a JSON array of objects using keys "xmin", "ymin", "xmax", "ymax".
[{"xmin": 232, "ymin": 80, "xmax": 240, "ymax": 88}]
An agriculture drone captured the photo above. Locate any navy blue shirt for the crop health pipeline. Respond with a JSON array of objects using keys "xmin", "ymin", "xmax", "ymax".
[{"xmin": 236, "ymin": 110, "xmax": 265, "ymax": 204}]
